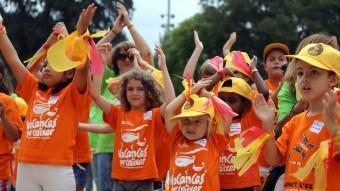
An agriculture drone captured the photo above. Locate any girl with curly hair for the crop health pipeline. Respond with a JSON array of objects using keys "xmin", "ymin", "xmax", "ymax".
[{"xmin": 80, "ymin": 46, "xmax": 175, "ymax": 191}]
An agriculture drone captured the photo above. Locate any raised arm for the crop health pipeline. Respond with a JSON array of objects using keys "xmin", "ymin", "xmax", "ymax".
[
  {"xmin": 154, "ymin": 46, "xmax": 175, "ymax": 117},
  {"xmin": 89, "ymin": 43, "xmax": 117, "ymax": 114},
  {"xmin": 73, "ymin": 3, "xmax": 97, "ymax": 94},
  {"xmin": 27, "ymin": 22, "xmax": 69, "ymax": 78},
  {"xmin": 165, "ymin": 79, "xmax": 211, "ymax": 133},
  {"xmin": 116, "ymin": 2, "xmax": 153, "ymax": 65},
  {"xmin": 97, "ymin": 13, "xmax": 125, "ymax": 46},
  {"xmin": 0, "ymin": 14, "xmax": 28, "ymax": 85},
  {"xmin": 250, "ymin": 56, "xmax": 270, "ymax": 100},
  {"xmin": 222, "ymin": 32, "xmax": 236, "ymax": 57},
  {"xmin": 253, "ymin": 94, "xmax": 282, "ymax": 165},
  {"xmin": 79, "ymin": 122, "xmax": 113, "ymax": 133},
  {"xmin": 182, "ymin": 31, "xmax": 203, "ymax": 77}
]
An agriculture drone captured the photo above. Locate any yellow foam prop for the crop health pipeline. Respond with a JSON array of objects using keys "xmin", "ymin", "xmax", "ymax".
[
  {"xmin": 47, "ymin": 29, "xmax": 110, "ymax": 72},
  {"xmin": 231, "ymin": 133, "xmax": 270, "ymax": 176},
  {"xmin": 292, "ymin": 140, "xmax": 330, "ymax": 191}
]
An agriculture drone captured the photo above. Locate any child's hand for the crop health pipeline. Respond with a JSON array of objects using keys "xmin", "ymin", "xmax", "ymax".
[
  {"xmin": 253, "ymin": 94, "xmax": 276, "ymax": 132},
  {"xmin": 193, "ymin": 30, "xmax": 203, "ymax": 50},
  {"xmin": 200, "ymin": 88, "xmax": 212, "ymax": 98},
  {"xmin": 112, "ymin": 13, "xmax": 125, "ymax": 34},
  {"xmin": 323, "ymin": 91, "xmax": 340, "ymax": 136},
  {"xmin": 154, "ymin": 45, "xmax": 166, "ymax": 70},
  {"xmin": 249, "ymin": 55, "xmax": 258, "ymax": 70},
  {"xmin": 191, "ymin": 79, "xmax": 211, "ymax": 95},
  {"xmin": 116, "ymin": 2, "xmax": 131, "ymax": 27},
  {"xmin": 0, "ymin": 14, "xmax": 3, "ymax": 25},
  {"xmin": 76, "ymin": 3, "xmax": 97, "ymax": 35},
  {"xmin": 53, "ymin": 22, "xmax": 68, "ymax": 36},
  {"xmin": 223, "ymin": 32, "xmax": 236, "ymax": 56},
  {"xmin": 97, "ymin": 43, "xmax": 112, "ymax": 65}
]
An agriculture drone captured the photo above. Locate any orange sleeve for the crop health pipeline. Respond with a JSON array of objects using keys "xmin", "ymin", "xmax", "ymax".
[
  {"xmin": 15, "ymin": 72, "xmax": 38, "ymax": 103},
  {"xmin": 211, "ymin": 133, "xmax": 228, "ymax": 153},
  {"xmin": 152, "ymin": 108, "xmax": 166, "ymax": 135},
  {"xmin": 276, "ymin": 116, "xmax": 298, "ymax": 160},
  {"xmin": 102, "ymin": 105, "xmax": 120, "ymax": 131},
  {"xmin": 166, "ymin": 125, "xmax": 182, "ymax": 152},
  {"xmin": 4, "ymin": 96, "xmax": 24, "ymax": 132}
]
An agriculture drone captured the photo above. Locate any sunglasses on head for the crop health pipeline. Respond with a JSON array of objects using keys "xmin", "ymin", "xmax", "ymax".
[{"xmin": 116, "ymin": 52, "xmax": 132, "ymax": 60}]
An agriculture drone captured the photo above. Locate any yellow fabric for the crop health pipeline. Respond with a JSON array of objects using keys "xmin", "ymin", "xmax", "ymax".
[
  {"xmin": 182, "ymin": 78, "xmax": 193, "ymax": 100},
  {"xmin": 14, "ymin": 96, "xmax": 28, "ymax": 117},
  {"xmin": 170, "ymin": 94, "xmax": 215, "ymax": 121},
  {"xmin": 231, "ymin": 133, "xmax": 270, "ymax": 176},
  {"xmin": 286, "ymin": 43, "xmax": 340, "ymax": 76},
  {"xmin": 218, "ymin": 77, "xmax": 252, "ymax": 101},
  {"xmin": 224, "ymin": 51, "xmax": 252, "ymax": 79},
  {"xmin": 292, "ymin": 140, "xmax": 330, "ymax": 191},
  {"xmin": 151, "ymin": 68, "xmax": 164, "ymax": 88},
  {"xmin": 47, "ymin": 29, "xmax": 109, "ymax": 72}
]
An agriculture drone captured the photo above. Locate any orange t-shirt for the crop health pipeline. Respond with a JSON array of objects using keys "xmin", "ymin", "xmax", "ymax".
[
  {"xmin": 0, "ymin": 93, "xmax": 23, "ymax": 180},
  {"xmin": 219, "ymin": 108, "xmax": 262, "ymax": 189},
  {"xmin": 103, "ymin": 106, "xmax": 164, "ymax": 180},
  {"xmin": 265, "ymin": 80, "xmax": 279, "ymax": 93},
  {"xmin": 73, "ymin": 93, "xmax": 91, "ymax": 163},
  {"xmin": 16, "ymin": 72, "xmax": 86, "ymax": 166},
  {"xmin": 276, "ymin": 111, "xmax": 340, "ymax": 191},
  {"xmin": 166, "ymin": 127, "xmax": 227, "ymax": 191},
  {"xmin": 154, "ymin": 117, "xmax": 170, "ymax": 181}
]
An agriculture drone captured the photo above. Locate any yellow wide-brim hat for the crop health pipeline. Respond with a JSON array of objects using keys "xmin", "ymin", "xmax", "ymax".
[
  {"xmin": 218, "ymin": 77, "xmax": 252, "ymax": 101},
  {"xmin": 47, "ymin": 31, "xmax": 89, "ymax": 72},
  {"xmin": 286, "ymin": 43, "xmax": 340, "ymax": 76},
  {"xmin": 170, "ymin": 94, "xmax": 214, "ymax": 121}
]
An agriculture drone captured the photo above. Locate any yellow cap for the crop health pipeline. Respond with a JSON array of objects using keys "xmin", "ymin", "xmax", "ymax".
[
  {"xmin": 224, "ymin": 51, "xmax": 252, "ymax": 78},
  {"xmin": 170, "ymin": 94, "xmax": 214, "ymax": 121},
  {"xmin": 218, "ymin": 77, "xmax": 252, "ymax": 101},
  {"xmin": 14, "ymin": 97, "xmax": 28, "ymax": 117},
  {"xmin": 263, "ymin": 43, "xmax": 289, "ymax": 61},
  {"xmin": 47, "ymin": 31, "xmax": 89, "ymax": 72},
  {"xmin": 286, "ymin": 43, "xmax": 340, "ymax": 76}
]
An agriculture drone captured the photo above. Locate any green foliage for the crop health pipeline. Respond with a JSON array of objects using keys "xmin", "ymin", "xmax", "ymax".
[
  {"xmin": 162, "ymin": 0, "xmax": 340, "ymax": 92},
  {"xmin": 0, "ymin": 0, "xmax": 133, "ymax": 60}
]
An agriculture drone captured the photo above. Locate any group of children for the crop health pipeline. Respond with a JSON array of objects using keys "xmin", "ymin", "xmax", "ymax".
[{"xmin": 0, "ymin": 2, "xmax": 339, "ymax": 191}]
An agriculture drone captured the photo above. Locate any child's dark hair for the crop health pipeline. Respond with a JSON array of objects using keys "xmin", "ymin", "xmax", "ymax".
[
  {"xmin": 120, "ymin": 69, "xmax": 163, "ymax": 111},
  {"xmin": 38, "ymin": 63, "xmax": 75, "ymax": 94},
  {"xmin": 0, "ymin": 60, "xmax": 13, "ymax": 94},
  {"xmin": 111, "ymin": 41, "xmax": 136, "ymax": 75}
]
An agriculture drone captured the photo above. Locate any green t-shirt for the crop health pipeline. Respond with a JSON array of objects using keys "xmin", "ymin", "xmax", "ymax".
[
  {"xmin": 89, "ymin": 66, "xmax": 119, "ymax": 153},
  {"xmin": 277, "ymin": 82, "xmax": 297, "ymax": 121}
]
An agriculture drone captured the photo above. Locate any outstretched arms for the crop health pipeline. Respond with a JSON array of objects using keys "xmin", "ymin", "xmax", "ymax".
[{"xmin": 183, "ymin": 31, "xmax": 204, "ymax": 78}]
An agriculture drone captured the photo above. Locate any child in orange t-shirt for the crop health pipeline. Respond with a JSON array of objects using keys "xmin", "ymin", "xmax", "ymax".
[
  {"xmin": 0, "ymin": 5, "xmax": 95, "ymax": 191},
  {"xmin": 253, "ymin": 43, "xmax": 340, "ymax": 191},
  {"xmin": 0, "ymin": 62, "xmax": 23, "ymax": 191},
  {"xmin": 164, "ymin": 78, "xmax": 234, "ymax": 191},
  {"xmin": 217, "ymin": 77, "xmax": 262, "ymax": 190},
  {"xmin": 81, "ymin": 46, "xmax": 175, "ymax": 190}
]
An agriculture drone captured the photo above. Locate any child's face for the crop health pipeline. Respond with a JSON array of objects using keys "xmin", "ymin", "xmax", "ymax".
[
  {"xmin": 218, "ymin": 92, "xmax": 243, "ymax": 114},
  {"xmin": 296, "ymin": 60, "xmax": 336, "ymax": 101},
  {"xmin": 126, "ymin": 79, "xmax": 146, "ymax": 110},
  {"xmin": 40, "ymin": 61, "xmax": 66, "ymax": 87},
  {"xmin": 180, "ymin": 115, "xmax": 209, "ymax": 140},
  {"xmin": 264, "ymin": 49, "xmax": 287, "ymax": 79}
]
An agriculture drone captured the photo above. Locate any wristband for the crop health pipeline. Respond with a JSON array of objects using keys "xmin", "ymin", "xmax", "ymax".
[{"xmin": 127, "ymin": 24, "xmax": 134, "ymax": 30}]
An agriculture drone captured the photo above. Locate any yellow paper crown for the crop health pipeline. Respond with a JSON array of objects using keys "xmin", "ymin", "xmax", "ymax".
[{"xmin": 224, "ymin": 51, "xmax": 252, "ymax": 78}]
